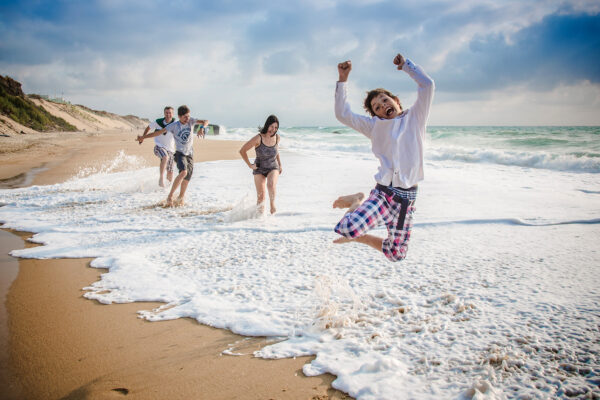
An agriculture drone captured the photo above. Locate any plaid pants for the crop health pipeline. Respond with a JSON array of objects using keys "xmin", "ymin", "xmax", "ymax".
[
  {"xmin": 334, "ymin": 187, "xmax": 417, "ymax": 262},
  {"xmin": 153, "ymin": 145, "xmax": 174, "ymax": 173}
]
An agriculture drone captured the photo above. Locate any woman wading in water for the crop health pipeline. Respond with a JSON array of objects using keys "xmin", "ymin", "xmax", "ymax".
[{"xmin": 239, "ymin": 115, "xmax": 283, "ymax": 214}]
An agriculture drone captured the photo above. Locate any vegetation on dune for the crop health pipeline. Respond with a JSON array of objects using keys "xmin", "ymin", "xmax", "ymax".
[{"xmin": 0, "ymin": 76, "xmax": 76, "ymax": 132}]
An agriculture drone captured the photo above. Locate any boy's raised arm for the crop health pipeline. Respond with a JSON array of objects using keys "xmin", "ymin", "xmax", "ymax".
[
  {"xmin": 335, "ymin": 60, "xmax": 375, "ymax": 137},
  {"xmin": 338, "ymin": 60, "xmax": 352, "ymax": 82},
  {"xmin": 398, "ymin": 54, "xmax": 435, "ymax": 124},
  {"xmin": 393, "ymin": 54, "xmax": 405, "ymax": 70}
]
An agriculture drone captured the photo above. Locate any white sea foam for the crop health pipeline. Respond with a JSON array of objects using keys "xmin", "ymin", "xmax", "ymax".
[
  {"xmin": 217, "ymin": 126, "xmax": 600, "ymax": 173},
  {"xmin": 1, "ymin": 147, "xmax": 599, "ymax": 399},
  {"xmin": 427, "ymin": 146, "xmax": 600, "ymax": 173}
]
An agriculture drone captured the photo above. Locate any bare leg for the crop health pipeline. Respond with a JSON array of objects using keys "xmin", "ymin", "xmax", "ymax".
[
  {"xmin": 175, "ymin": 178, "xmax": 190, "ymax": 206},
  {"xmin": 333, "ymin": 192, "xmax": 365, "ymax": 211},
  {"xmin": 333, "ymin": 191, "xmax": 384, "ymax": 254},
  {"xmin": 333, "ymin": 233, "xmax": 384, "ymax": 253},
  {"xmin": 158, "ymin": 157, "xmax": 168, "ymax": 187},
  {"xmin": 166, "ymin": 169, "xmax": 173, "ymax": 183},
  {"xmin": 266, "ymin": 170, "xmax": 280, "ymax": 214},
  {"xmin": 167, "ymin": 170, "xmax": 187, "ymax": 207},
  {"xmin": 254, "ymin": 174, "xmax": 266, "ymax": 214}
]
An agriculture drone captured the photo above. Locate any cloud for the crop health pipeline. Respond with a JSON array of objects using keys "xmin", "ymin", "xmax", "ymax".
[
  {"xmin": 438, "ymin": 12, "xmax": 600, "ymax": 92},
  {"xmin": 0, "ymin": 0, "xmax": 599, "ymax": 125},
  {"xmin": 431, "ymin": 80, "xmax": 600, "ymax": 125},
  {"xmin": 263, "ymin": 51, "xmax": 307, "ymax": 75}
]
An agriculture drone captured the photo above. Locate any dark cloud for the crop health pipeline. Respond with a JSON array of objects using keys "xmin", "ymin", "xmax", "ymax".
[
  {"xmin": 438, "ymin": 12, "xmax": 600, "ymax": 92},
  {"xmin": 0, "ymin": 0, "xmax": 262, "ymax": 64}
]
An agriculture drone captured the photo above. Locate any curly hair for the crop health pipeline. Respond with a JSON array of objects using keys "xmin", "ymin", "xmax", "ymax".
[{"xmin": 363, "ymin": 89, "xmax": 402, "ymax": 117}]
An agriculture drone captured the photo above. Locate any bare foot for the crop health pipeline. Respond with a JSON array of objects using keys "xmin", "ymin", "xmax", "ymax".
[
  {"xmin": 270, "ymin": 204, "xmax": 276, "ymax": 214},
  {"xmin": 159, "ymin": 180, "xmax": 165, "ymax": 188},
  {"xmin": 333, "ymin": 192, "xmax": 365, "ymax": 211},
  {"xmin": 174, "ymin": 197, "xmax": 185, "ymax": 207},
  {"xmin": 333, "ymin": 236, "xmax": 353, "ymax": 244},
  {"xmin": 164, "ymin": 197, "xmax": 174, "ymax": 207}
]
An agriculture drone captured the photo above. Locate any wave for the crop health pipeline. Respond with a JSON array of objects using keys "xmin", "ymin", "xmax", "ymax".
[
  {"xmin": 417, "ymin": 217, "xmax": 600, "ymax": 228},
  {"xmin": 427, "ymin": 147, "xmax": 600, "ymax": 173},
  {"xmin": 217, "ymin": 126, "xmax": 600, "ymax": 173}
]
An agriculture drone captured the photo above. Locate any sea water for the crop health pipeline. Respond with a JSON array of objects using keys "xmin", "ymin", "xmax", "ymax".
[{"xmin": 1, "ymin": 126, "xmax": 599, "ymax": 399}]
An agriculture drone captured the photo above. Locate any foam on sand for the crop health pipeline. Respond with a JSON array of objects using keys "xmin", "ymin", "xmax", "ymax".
[{"xmin": 1, "ymin": 149, "xmax": 599, "ymax": 399}]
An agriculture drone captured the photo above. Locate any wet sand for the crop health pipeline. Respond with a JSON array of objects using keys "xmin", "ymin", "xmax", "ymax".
[{"xmin": 0, "ymin": 130, "xmax": 350, "ymax": 400}]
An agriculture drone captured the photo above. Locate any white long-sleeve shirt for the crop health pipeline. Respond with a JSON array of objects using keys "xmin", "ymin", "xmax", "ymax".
[{"xmin": 335, "ymin": 59, "xmax": 435, "ymax": 189}]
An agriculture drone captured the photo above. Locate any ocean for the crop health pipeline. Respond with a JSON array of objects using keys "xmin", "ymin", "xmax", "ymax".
[{"xmin": 1, "ymin": 126, "xmax": 599, "ymax": 399}]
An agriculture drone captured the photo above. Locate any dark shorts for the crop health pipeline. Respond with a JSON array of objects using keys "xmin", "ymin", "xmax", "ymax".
[
  {"xmin": 174, "ymin": 152, "xmax": 194, "ymax": 181},
  {"xmin": 253, "ymin": 167, "xmax": 279, "ymax": 177}
]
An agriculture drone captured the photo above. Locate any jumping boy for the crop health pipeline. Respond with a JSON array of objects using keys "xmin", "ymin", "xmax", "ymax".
[
  {"xmin": 137, "ymin": 105, "xmax": 208, "ymax": 207},
  {"xmin": 332, "ymin": 53, "xmax": 434, "ymax": 261},
  {"xmin": 139, "ymin": 106, "xmax": 176, "ymax": 187}
]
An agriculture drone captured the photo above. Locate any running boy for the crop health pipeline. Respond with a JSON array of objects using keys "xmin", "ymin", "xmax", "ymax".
[
  {"xmin": 139, "ymin": 106, "xmax": 176, "ymax": 187},
  {"xmin": 332, "ymin": 53, "xmax": 434, "ymax": 261},
  {"xmin": 137, "ymin": 105, "xmax": 208, "ymax": 207}
]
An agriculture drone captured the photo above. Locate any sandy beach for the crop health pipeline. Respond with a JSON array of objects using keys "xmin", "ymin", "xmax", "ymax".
[
  {"xmin": 3, "ymin": 3, "xmax": 599, "ymax": 396},
  {"xmin": 0, "ymin": 129, "xmax": 349, "ymax": 400}
]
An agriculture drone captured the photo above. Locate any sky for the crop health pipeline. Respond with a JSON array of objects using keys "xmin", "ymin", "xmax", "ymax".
[{"xmin": 1, "ymin": 0, "xmax": 599, "ymax": 127}]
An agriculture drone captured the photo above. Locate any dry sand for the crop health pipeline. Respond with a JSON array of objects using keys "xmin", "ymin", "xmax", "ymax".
[{"xmin": 0, "ymin": 130, "xmax": 350, "ymax": 400}]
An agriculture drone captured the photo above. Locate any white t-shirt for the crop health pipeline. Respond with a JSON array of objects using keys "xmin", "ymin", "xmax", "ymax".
[
  {"xmin": 335, "ymin": 59, "xmax": 435, "ymax": 189},
  {"xmin": 149, "ymin": 120, "xmax": 175, "ymax": 152},
  {"xmin": 165, "ymin": 118, "xmax": 202, "ymax": 156}
]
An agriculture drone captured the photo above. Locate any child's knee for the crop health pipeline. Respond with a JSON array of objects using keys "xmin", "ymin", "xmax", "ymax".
[
  {"xmin": 382, "ymin": 242, "xmax": 408, "ymax": 262},
  {"xmin": 334, "ymin": 217, "xmax": 360, "ymax": 238},
  {"xmin": 385, "ymin": 250, "xmax": 407, "ymax": 262}
]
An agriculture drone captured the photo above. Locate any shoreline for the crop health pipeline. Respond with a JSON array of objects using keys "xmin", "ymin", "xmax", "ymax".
[
  {"xmin": 0, "ymin": 229, "xmax": 22, "ymax": 399},
  {"xmin": 0, "ymin": 130, "xmax": 350, "ymax": 400}
]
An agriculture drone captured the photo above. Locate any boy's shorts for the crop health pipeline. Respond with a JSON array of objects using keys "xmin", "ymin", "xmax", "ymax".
[
  {"xmin": 174, "ymin": 152, "xmax": 194, "ymax": 181},
  {"xmin": 334, "ymin": 185, "xmax": 417, "ymax": 262},
  {"xmin": 153, "ymin": 145, "xmax": 174, "ymax": 173}
]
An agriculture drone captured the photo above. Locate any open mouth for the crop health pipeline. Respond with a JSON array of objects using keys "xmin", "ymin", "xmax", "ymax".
[{"xmin": 385, "ymin": 108, "xmax": 393, "ymax": 117}]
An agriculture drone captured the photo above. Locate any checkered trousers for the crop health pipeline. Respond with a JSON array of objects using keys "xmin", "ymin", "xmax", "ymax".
[
  {"xmin": 334, "ymin": 187, "xmax": 417, "ymax": 262},
  {"xmin": 153, "ymin": 145, "xmax": 174, "ymax": 173}
]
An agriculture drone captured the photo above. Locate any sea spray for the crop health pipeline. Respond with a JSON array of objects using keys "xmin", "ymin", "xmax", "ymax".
[
  {"xmin": 225, "ymin": 192, "xmax": 264, "ymax": 222},
  {"xmin": 312, "ymin": 274, "xmax": 362, "ymax": 332},
  {"xmin": 73, "ymin": 150, "xmax": 146, "ymax": 179}
]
